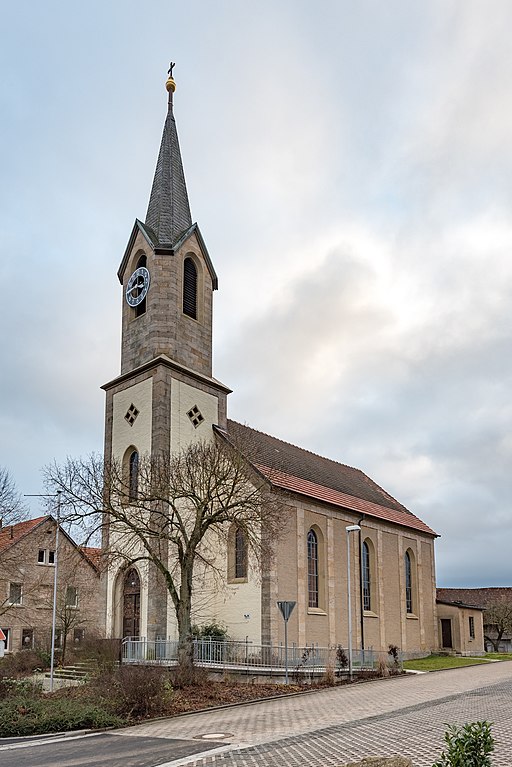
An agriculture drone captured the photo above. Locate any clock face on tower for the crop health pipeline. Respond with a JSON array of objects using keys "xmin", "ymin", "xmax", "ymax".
[{"xmin": 126, "ymin": 267, "xmax": 150, "ymax": 307}]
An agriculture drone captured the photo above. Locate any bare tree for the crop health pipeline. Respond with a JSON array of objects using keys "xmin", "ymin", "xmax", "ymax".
[
  {"xmin": 484, "ymin": 598, "xmax": 512, "ymax": 652},
  {"xmin": 44, "ymin": 435, "xmax": 282, "ymax": 680},
  {"xmin": 0, "ymin": 466, "xmax": 28, "ymax": 526}
]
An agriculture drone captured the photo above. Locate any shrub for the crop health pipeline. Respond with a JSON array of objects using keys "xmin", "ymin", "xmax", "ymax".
[
  {"xmin": 336, "ymin": 645, "xmax": 348, "ymax": 674},
  {"xmin": 191, "ymin": 621, "xmax": 229, "ymax": 640},
  {"xmin": 0, "ymin": 693, "xmax": 121, "ymax": 737},
  {"xmin": 0, "ymin": 649, "xmax": 47, "ymax": 679},
  {"xmin": 92, "ymin": 665, "xmax": 173, "ymax": 718},
  {"xmin": 433, "ymin": 721, "xmax": 494, "ymax": 767}
]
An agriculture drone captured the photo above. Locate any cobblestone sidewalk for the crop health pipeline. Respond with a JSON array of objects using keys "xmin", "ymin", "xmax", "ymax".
[{"xmin": 122, "ymin": 662, "xmax": 512, "ymax": 767}]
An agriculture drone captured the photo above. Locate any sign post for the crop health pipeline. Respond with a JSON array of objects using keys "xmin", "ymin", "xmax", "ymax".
[{"xmin": 277, "ymin": 600, "xmax": 296, "ymax": 684}]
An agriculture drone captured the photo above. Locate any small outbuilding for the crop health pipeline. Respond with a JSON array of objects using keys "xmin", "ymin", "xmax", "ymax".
[{"xmin": 436, "ymin": 595, "xmax": 485, "ymax": 656}]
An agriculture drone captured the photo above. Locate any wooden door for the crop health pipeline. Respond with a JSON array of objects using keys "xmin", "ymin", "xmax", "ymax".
[
  {"xmin": 122, "ymin": 568, "xmax": 141, "ymax": 638},
  {"xmin": 441, "ymin": 618, "xmax": 453, "ymax": 648}
]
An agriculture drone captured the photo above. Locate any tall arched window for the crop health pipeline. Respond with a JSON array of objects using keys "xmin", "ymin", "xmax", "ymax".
[
  {"xmin": 307, "ymin": 529, "xmax": 319, "ymax": 608},
  {"xmin": 235, "ymin": 527, "xmax": 248, "ymax": 579},
  {"xmin": 183, "ymin": 257, "xmax": 197, "ymax": 319},
  {"xmin": 362, "ymin": 540, "xmax": 371, "ymax": 612},
  {"xmin": 405, "ymin": 550, "xmax": 413, "ymax": 614},
  {"xmin": 128, "ymin": 449, "xmax": 139, "ymax": 502}
]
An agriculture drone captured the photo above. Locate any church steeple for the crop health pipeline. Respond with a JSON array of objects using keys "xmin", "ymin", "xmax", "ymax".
[{"xmin": 145, "ymin": 64, "xmax": 192, "ymax": 244}]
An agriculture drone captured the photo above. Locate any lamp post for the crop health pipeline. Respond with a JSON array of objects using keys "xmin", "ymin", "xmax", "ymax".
[
  {"xmin": 346, "ymin": 524, "xmax": 361, "ymax": 680},
  {"xmin": 25, "ymin": 491, "xmax": 62, "ymax": 692}
]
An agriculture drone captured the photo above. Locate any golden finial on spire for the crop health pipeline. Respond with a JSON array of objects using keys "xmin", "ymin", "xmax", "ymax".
[{"xmin": 166, "ymin": 61, "xmax": 176, "ymax": 93}]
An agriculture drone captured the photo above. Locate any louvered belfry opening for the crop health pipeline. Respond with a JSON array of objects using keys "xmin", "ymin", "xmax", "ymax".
[{"xmin": 183, "ymin": 257, "xmax": 197, "ymax": 318}]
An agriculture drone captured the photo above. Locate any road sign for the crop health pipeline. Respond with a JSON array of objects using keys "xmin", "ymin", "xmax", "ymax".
[
  {"xmin": 277, "ymin": 600, "xmax": 296, "ymax": 622},
  {"xmin": 0, "ymin": 629, "xmax": 5, "ymax": 641}
]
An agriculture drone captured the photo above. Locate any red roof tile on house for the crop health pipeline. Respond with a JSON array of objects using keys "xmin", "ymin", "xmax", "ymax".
[
  {"xmin": 257, "ymin": 465, "xmax": 437, "ymax": 536},
  {"xmin": 217, "ymin": 421, "xmax": 437, "ymax": 537},
  {"xmin": 0, "ymin": 517, "xmax": 47, "ymax": 553},
  {"xmin": 81, "ymin": 546, "xmax": 102, "ymax": 570},
  {"xmin": 437, "ymin": 588, "xmax": 512, "ymax": 608}
]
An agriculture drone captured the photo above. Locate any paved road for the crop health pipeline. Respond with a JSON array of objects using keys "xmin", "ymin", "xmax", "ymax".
[{"xmin": 1, "ymin": 662, "xmax": 512, "ymax": 766}]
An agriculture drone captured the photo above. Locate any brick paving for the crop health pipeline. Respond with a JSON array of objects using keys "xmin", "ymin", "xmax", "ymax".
[{"xmin": 121, "ymin": 662, "xmax": 512, "ymax": 766}]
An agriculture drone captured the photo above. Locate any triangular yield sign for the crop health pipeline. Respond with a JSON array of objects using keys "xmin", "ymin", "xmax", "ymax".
[{"xmin": 0, "ymin": 629, "xmax": 6, "ymax": 641}]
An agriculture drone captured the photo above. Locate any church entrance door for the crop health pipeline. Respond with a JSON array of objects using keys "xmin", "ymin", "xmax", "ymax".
[{"xmin": 122, "ymin": 568, "xmax": 141, "ymax": 638}]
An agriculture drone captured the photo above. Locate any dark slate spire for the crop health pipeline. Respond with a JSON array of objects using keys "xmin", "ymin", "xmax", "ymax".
[{"xmin": 145, "ymin": 65, "xmax": 192, "ymax": 244}]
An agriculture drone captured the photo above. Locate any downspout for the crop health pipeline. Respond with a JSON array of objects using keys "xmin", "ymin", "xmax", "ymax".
[{"xmin": 358, "ymin": 516, "xmax": 365, "ymax": 653}]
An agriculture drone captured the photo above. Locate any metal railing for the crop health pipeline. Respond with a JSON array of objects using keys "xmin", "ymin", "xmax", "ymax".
[{"xmin": 121, "ymin": 637, "xmax": 402, "ymax": 676}]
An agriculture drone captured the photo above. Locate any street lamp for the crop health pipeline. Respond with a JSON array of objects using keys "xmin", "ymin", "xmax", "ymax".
[
  {"xmin": 25, "ymin": 491, "xmax": 62, "ymax": 691},
  {"xmin": 346, "ymin": 524, "xmax": 361, "ymax": 680}
]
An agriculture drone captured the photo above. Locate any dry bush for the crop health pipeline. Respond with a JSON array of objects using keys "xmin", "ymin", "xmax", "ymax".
[
  {"xmin": 92, "ymin": 665, "xmax": 172, "ymax": 718},
  {"xmin": 324, "ymin": 660, "xmax": 336, "ymax": 685},
  {"xmin": 377, "ymin": 658, "xmax": 390, "ymax": 677},
  {"xmin": 0, "ymin": 649, "xmax": 47, "ymax": 678}
]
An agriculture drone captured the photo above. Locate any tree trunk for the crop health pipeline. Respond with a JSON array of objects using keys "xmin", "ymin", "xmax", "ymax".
[
  {"xmin": 175, "ymin": 562, "xmax": 194, "ymax": 685},
  {"xmin": 61, "ymin": 630, "xmax": 68, "ymax": 666}
]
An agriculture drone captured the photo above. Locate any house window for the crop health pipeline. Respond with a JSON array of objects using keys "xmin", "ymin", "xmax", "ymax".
[
  {"xmin": 22, "ymin": 628, "xmax": 34, "ymax": 649},
  {"xmin": 469, "ymin": 616, "xmax": 475, "ymax": 639},
  {"xmin": 1, "ymin": 628, "xmax": 10, "ymax": 651},
  {"xmin": 65, "ymin": 586, "xmax": 78, "ymax": 608},
  {"xmin": 48, "ymin": 550, "xmax": 55, "ymax": 565},
  {"xmin": 307, "ymin": 529, "xmax": 319, "ymax": 608},
  {"xmin": 74, "ymin": 628, "xmax": 85, "ymax": 644},
  {"xmin": 362, "ymin": 540, "xmax": 371, "ymax": 611},
  {"xmin": 405, "ymin": 550, "xmax": 413, "ymax": 614},
  {"xmin": 183, "ymin": 257, "xmax": 197, "ymax": 319},
  {"xmin": 235, "ymin": 527, "xmax": 248, "ymax": 579},
  {"xmin": 8, "ymin": 583, "xmax": 22, "ymax": 605},
  {"xmin": 38, "ymin": 549, "xmax": 45, "ymax": 564}
]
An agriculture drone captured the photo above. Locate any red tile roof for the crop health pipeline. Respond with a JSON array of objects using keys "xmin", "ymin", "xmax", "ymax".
[
  {"xmin": 218, "ymin": 421, "xmax": 437, "ymax": 537},
  {"xmin": 81, "ymin": 546, "xmax": 102, "ymax": 570},
  {"xmin": 257, "ymin": 465, "xmax": 437, "ymax": 536},
  {"xmin": 437, "ymin": 588, "xmax": 512, "ymax": 608},
  {"xmin": 0, "ymin": 516, "xmax": 47, "ymax": 553}
]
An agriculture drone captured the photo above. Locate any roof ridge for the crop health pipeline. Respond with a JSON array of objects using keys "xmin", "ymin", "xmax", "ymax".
[
  {"xmin": 227, "ymin": 419, "xmax": 410, "ymax": 513},
  {"xmin": 227, "ymin": 419, "xmax": 359, "ymax": 473}
]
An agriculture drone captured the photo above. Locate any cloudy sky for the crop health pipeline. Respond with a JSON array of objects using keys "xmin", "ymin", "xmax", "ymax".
[{"xmin": 1, "ymin": 1, "xmax": 511, "ymax": 587}]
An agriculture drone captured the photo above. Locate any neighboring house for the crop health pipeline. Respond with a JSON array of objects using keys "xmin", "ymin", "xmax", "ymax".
[
  {"xmin": 102, "ymin": 68, "xmax": 440, "ymax": 659},
  {"xmin": 437, "ymin": 588, "xmax": 512, "ymax": 653},
  {"xmin": 436, "ymin": 595, "xmax": 485, "ymax": 656},
  {"xmin": 0, "ymin": 516, "xmax": 103, "ymax": 653}
]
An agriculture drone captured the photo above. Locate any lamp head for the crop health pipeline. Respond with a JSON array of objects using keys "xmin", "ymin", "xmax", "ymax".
[{"xmin": 346, "ymin": 524, "xmax": 361, "ymax": 533}]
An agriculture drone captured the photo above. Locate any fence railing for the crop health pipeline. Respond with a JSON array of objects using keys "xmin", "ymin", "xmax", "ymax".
[{"xmin": 121, "ymin": 637, "xmax": 402, "ymax": 676}]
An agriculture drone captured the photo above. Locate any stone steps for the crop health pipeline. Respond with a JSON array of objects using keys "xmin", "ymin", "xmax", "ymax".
[{"xmin": 45, "ymin": 660, "xmax": 97, "ymax": 681}]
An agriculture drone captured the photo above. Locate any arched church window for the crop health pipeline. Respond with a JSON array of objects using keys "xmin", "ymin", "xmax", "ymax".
[
  {"xmin": 235, "ymin": 526, "xmax": 248, "ymax": 579},
  {"xmin": 405, "ymin": 549, "xmax": 414, "ymax": 614},
  {"xmin": 128, "ymin": 449, "xmax": 139, "ymax": 502},
  {"xmin": 362, "ymin": 540, "xmax": 371, "ymax": 612},
  {"xmin": 307, "ymin": 529, "xmax": 319, "ymax": 608},
  {"xmin": 183, "ymin": 257, "xmax": 197, "ymax": 319}
]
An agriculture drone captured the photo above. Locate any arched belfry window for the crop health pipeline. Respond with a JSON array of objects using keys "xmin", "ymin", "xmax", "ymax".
[
  {"xmin": 183, "ymin": 257, "xmax": 197, "ymax": 319},
  {"xmin": 307, "ymin": 529, "xmax": 319, "ymax": 608},
  {"xmin": 135, "ymin": 254, "xmax": 147, "ymax": 317},
  {"xmin": 128, "ymin": 449, "xmax": 139, "ymax": 502},
  {"xmin": 362, "ymin": 540, "xmax": 371, "ymax": 612}
]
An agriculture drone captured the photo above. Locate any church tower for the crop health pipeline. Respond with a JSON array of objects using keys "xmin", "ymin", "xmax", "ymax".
[{"xmin": 102, "ymin": 67, "xmax": 230, "ymax": 641}]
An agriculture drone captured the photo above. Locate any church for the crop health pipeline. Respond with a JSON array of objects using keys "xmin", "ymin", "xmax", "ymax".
[{"xmin": 101, "ymin": 67, "xmax": 443, "ymax": 659}]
